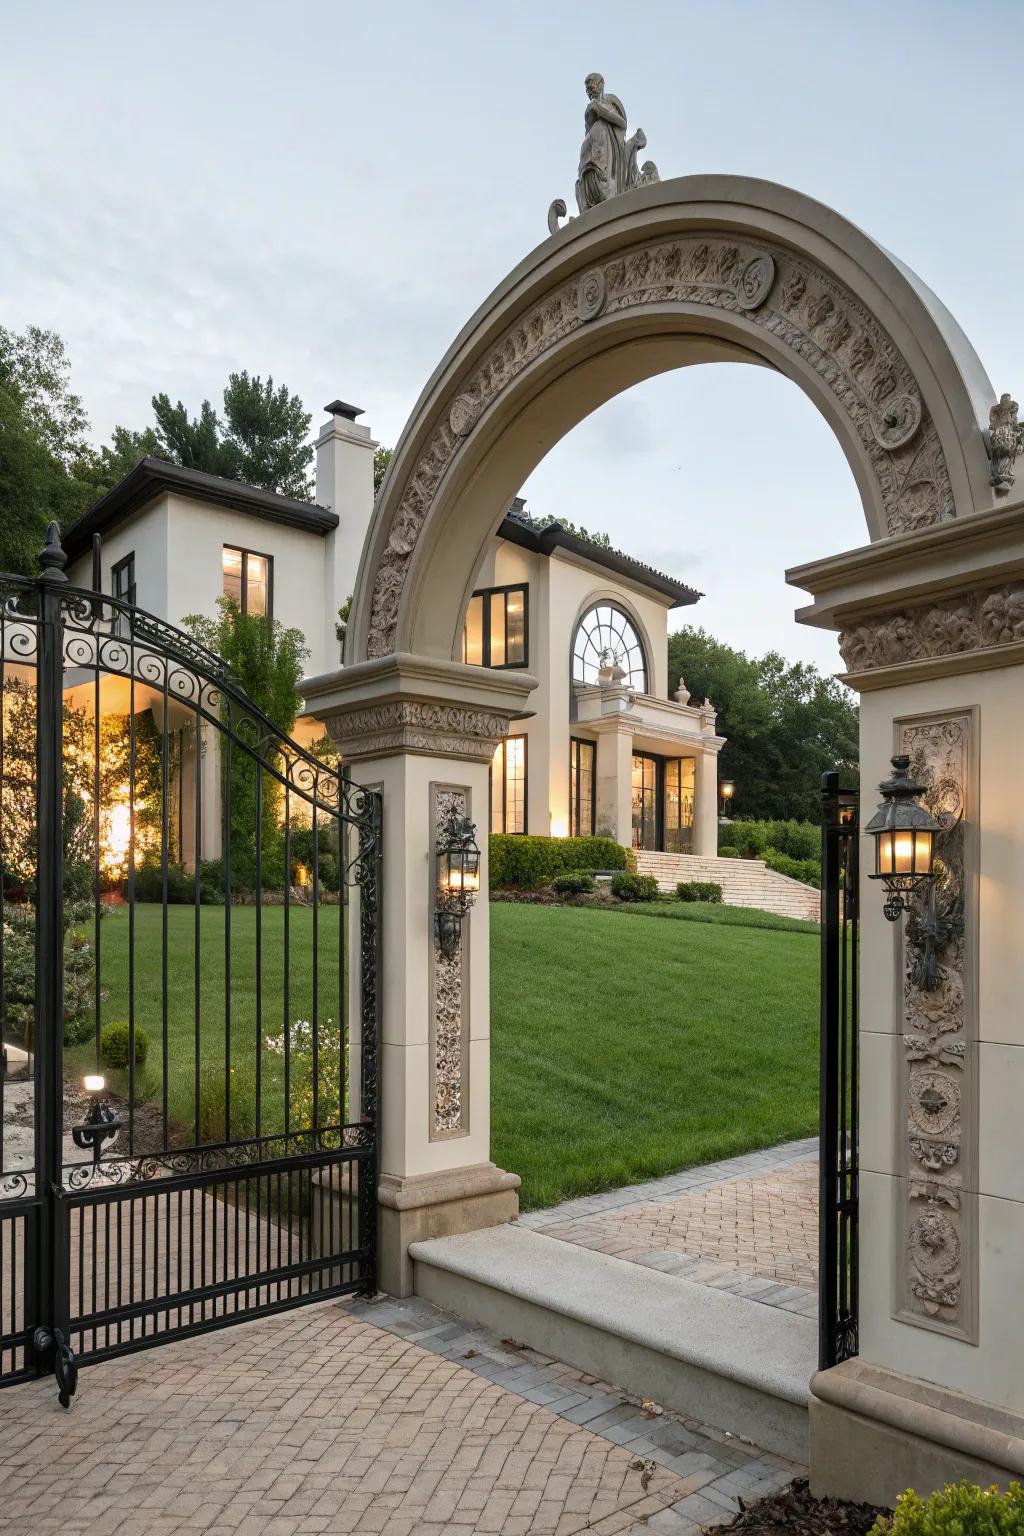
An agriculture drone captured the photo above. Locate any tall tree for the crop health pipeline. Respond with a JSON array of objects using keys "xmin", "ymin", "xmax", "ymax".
[
  {"xmin": 667, "ymin": 625, "xmax": 858, "ymax": 822},
  {"xmin": 153, "ymin": 372, "xmax": 312, "ymax": 496},
  {"xmin": 373, "ymin": 445, "xmax": 392, "ymax": 494}
]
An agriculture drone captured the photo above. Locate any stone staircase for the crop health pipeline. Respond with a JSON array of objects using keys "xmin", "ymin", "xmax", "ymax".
[{"xmin": 635, "ymin": 851, "xmax": 820, "ymax": 923}]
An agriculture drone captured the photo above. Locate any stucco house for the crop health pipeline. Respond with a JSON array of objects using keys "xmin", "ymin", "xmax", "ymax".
[{"xmin": 63, "ymin": 400, "xmax": 816, "ymax": 916}]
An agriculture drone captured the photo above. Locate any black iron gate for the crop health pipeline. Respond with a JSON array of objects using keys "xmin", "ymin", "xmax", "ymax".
[
  {"xmin": 819, "ymin": 770, "xmax": 859, "ymax": 1369},
  {"xmin": 0, "ymin": 527, "xmax": 382, "ymax": 1402}
]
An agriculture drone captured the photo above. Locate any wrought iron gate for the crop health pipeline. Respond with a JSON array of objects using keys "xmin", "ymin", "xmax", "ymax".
[
  {"xmin": 0, "ymin": 528, "xmax": 381, "ymax": 1402},
  {"xmin": 819, "ymin": 770, "xmax": 859, "ymax": 1369}
]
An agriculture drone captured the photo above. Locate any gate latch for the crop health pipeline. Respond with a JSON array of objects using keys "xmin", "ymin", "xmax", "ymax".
[{"xmin": 32, "ymin": 1326, "xmax": 78, "ymax": 1409}]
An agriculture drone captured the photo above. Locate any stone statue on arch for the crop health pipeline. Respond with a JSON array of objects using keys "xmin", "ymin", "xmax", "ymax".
[{"xmin": 549, "ymin": 72, "xmax": 660, "ymax": 234}]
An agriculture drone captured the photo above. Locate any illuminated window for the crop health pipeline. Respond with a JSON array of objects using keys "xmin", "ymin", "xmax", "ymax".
[
  {"xmin": 570, "ymin": 738, "xmax": 595, "ymax": 837},
  {"xmin": 462, "ymin": 586, "xmax": 528, "ymax": 668},
  {"xmin": 223, "ymin": 546, "xmax": 272, "ymax": 616},
  {"xmin": 572, "ymin": 604, "xmax": 647, "ymax": 691},
  {"xmin": 491, "ymin": 736, "xmax": 527, "ymax": 834}
]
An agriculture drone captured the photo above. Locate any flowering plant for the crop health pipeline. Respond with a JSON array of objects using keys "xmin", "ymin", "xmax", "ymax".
[{"xmin": 265, "ymin": 1016, "xmax": 345, "ymax": 1138}]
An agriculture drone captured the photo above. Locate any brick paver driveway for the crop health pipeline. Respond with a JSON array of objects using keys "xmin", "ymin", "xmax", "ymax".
[{"xmin": 0, "ymin": 1299, "xmax": 722, "ymax": 1536}]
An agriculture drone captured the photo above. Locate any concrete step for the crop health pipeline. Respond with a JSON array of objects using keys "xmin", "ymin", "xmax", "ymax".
[
  {"xmin": 635, "ymin": 852, "xmax": 820, "ymax": 923},
  {"xmin": 411, "ymin": 1224, "xmax": 815, "ymax": 1460}
]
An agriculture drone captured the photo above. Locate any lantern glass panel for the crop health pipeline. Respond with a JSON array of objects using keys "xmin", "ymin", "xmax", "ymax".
[
  {"xmin": 915, "ymin": 831, "xmax": 933, "ymax": 873},
  {"xmin": 876, "ymin": 830, "xmax": 894, "ymax": 876},
  {"xmin": 892, "ymin": 829, "xmax": 915, "ymax": 874}
]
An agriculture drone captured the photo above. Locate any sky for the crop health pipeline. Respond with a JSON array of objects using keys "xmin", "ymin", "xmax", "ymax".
[{"xmin": 3, "ymin": 0, "xmax": 1022, "ymax": 672}]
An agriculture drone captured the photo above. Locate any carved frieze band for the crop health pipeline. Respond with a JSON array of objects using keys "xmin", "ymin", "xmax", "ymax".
[
  {"xmin": 898, "ymin": 712, "xmax": 976, "ymax": 1340},
  {"xmin": 431, "ymin": 785, "xmax": 469, "ymax": 1139},
  {"xmin": 368, "ymin": 232, "xmax": 956, "ymax": 657},
  {"xmin": 326, "ymin": 701, "xmax": 510, "ymax": 763},
  {"xmin": 840, "ymin": 582, "xmax": 1024, "ymax": 674}
]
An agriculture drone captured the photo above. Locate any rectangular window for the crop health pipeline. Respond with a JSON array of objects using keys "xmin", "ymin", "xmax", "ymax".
[
  {"xmin": 223, "ymin": 545, "xmax": 273, "ymax": 617},
  {"xmin": 111, "ymin": 552, "xmax": 136, "ymax": 607},
  {"xmin": 490, "ymin": 735, "xmax": 527, "ymax": 834},
  {"xmin": 570, "ymin": 738, "xmax": 596, "ymax": 837},
  {"xmin": 462, "ymin": 585, "xmax": 528, "ymax": 669}
]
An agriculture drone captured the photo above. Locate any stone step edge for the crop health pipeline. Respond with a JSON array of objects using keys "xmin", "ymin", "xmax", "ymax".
[{"xmin": 411, "ymin": 1225, "xmax": 814, "ymax": 1460}]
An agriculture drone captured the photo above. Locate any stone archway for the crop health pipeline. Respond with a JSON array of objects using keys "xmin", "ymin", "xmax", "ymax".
[{"xmin": 304, "ymin": 173, "xmax": 1024, "ymax": 1507}]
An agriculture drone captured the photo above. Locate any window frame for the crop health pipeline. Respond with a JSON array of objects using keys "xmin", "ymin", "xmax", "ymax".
[
  {"xmin": 464, "ymin": 583, "xmax": 529, "ymax": 670},
  {"xmin": 490, "ymin": 733, "xmax": 529, "ymax": 835},
  {"xmin": 569, "ymin": 736, "xmax": 596, "ymax": 838},
  {"xmin": 111, "ymin": 551, "xmax": 136, "ymax": 608},
  {"xmin": 571, "ymin": 602, "xmax": 648, "ymax": 692},
  {"xmin": 223, "ymin": 543, "xmax": 274, "ymax": 618}
]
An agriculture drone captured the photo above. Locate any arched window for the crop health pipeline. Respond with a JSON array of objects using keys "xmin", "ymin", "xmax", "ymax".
[{"xmin": 572, "ymin": 603, "xmax": 647, "ymax": 691}]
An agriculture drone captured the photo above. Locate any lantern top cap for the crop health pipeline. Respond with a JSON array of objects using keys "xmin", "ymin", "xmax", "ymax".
[{"xmin": 865, "ymin": 754, "xmax": 941, "ymax": 835}]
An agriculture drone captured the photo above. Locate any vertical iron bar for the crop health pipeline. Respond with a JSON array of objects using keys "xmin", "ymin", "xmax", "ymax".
[
  {"xmin": 819, "ymin": 770, "xmax": 840, "ymax": 1372},
  {"xmin": 255, "ymin": 767, "xmax": 262, "ymax": 1141},
  {"xmin": 223, "ymin": 703, "xmax": 232, "ymax": 1142},
  {"xmin": 161, "ymin": 657, "xmax": 170, "ymax": 1148},
  {"xmin": 193, "ymin": 715, "xmax": 202, "ymax": 1147}
]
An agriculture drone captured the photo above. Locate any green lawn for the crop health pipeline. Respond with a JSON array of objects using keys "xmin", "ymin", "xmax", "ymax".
[
  {"xmin": 490, "ymin": 903, "xmax": 820, "ymax": 1209},
  {"xmin": 74, "ymin": 901, "xmax": 820, "ymax": 1210}
]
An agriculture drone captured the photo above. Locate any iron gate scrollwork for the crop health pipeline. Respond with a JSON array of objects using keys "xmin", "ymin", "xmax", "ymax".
[
  {"xmin": 819, "ymin": 770, "xmax": 859, "ymax": 1369},
  {"xmin": 0, "ymin": 526, "xmax": 382, "ymax": 1400}
]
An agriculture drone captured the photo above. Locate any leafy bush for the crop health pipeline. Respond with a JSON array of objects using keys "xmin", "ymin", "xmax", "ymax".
[
  {"xmin": 610, "ymin": 872, "xmax": 660, "ymax": 902},
  {"xmin": 870, "ymin": 1480, "xmax": 1024, "ymax": 1536},
  {"xmin": 2, "ymin": 901, "xmax": 99, "ymax": 1048},
  {"xmin": 289, "ymin": 825, "xmax": 342, "ymax": 893},
  {"xmin": 133, "ymin": 859, "xmax": 224, "ymax": 905},
  {"xmin": 763, "ymin": 849, "xmax": 821, "ymax": 888},
  {"xmin": 490, "ymin": 835, "xmax": 630, "ymax": 891},
  {"xmin": 197, "ymin": 1074, "xmax": 258, "ymax": 1145},
  {"xmin": 717, "ymin": 846, "xmax": 739, "ymax": 859},
  {"xmin": 720, "ymin": 818, "xmax": 820, "ymax": 861},
  {"xmin": 551, "ymin": 872, "xmax": 597, "ymax": 896},
  {"xmin": 100, "ymin": 1020, "xmax": 149, "ymax": 1070},
  {"xmin": 676, "ymin": 881, "xmax": 723, "ymax": 904}
]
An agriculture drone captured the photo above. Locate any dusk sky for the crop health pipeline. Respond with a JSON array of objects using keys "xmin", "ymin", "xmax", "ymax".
[{"xmin": 3, "ymin": 0, "xmax": 1020, "ymax": 669}]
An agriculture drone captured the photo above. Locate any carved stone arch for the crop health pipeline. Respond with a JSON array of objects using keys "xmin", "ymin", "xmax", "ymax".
[{"xmin": 352, "ymin": 176, "xmax": 997, "ymax": 666}]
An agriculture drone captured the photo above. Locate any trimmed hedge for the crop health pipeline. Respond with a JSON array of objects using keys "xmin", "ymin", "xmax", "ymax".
[
  {"xmin": 610, "ymin": 872, "xmax": 660, "ymax": 903},
  {"xmin": 490, "ymin": 835, "xmax": 632, "ymax": 891},
  {"xmin": 100, "ymin": 1020, "xmax": 149, "ymax": 1070},
  {"xmin": 763, "ymin": 849, "xmax": 821, "ymax": 888},
  {"xmin": 676, "ymin": 880, "xmax": 723, "ymax": 904},
  {"xmin": 870, "ymin": 1480, "xmax": 1024, "ymax": 1536},
  {"xmin": 551, "ymin": 872, "xmax": 597, "ymax": 896},
  {"xmin": 719, "ymin": 818, "xmax": 819, "ymax": 861}
]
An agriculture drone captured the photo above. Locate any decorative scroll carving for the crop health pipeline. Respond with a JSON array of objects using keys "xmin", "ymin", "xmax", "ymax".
[
  {"xmin": 986, "ymin": 391, "xmax": 1019, "ymax": 495},
  {"xmin": 367, "ymin": 232, "xmax": 956, "ymax": 658},
  {"xmin": 326, "ymin": 700, "xmax": 509, "ymax": 763},
  {"xmin": 839, "ymin": 580, "xmax": 1024, "ymax": 673},
  {"xmin": 431, "ymin": 786, "xmax": 468, "ymax": 1138},
  {"xmin": 899, "ymin": 714, "xmax": 973, "ymax": 1334}
]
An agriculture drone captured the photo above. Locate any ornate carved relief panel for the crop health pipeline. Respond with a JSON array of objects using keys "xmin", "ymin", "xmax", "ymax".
[
  {"xmin": 430, "ymin": 783, "xmax": 470, "ymax": 1140},
  {"xmin": 896, "ymin": 711, "xmax": 977, "ymax": 1341},
  {"xmin": 368, "ymin": 232, "xmax": 957, "ymax": 658}
]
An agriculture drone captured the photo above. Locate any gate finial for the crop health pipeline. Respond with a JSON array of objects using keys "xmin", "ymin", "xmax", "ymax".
[{"xmin": 38, "ymin": 520, "xmax": 68, "ymax": 583}]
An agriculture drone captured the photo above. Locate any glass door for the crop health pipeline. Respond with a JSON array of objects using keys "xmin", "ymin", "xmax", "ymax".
[
  {"xmin": 663, "ymin": 758, "xmax": 696, "ymax": 853},
  {"xmin": 631, "ymin": 754, "xmax": 658, "ymax": 850}
]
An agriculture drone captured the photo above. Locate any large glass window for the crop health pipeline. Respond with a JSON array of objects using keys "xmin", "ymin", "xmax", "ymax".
[
  {"xmin": 491, "ymin": 735, "xmax": 527, "ymax": 834},
  {"xmin": 572, "ymin": 604, "xmax": 647, "ymax": 691},
  {"xmin": 664, "ymin": 757, "xmax": 695, "ymax": 853},
  {"xmin": 462, "ymin": 585, "xmax": 528, "ymax": 669},
  {"xmin": 570, "ymin": 738, "xmax": 596, "ymax": 837},
  {"xmin": 223, "ymin": 546, "xmax": 272, "ymax": 616}
]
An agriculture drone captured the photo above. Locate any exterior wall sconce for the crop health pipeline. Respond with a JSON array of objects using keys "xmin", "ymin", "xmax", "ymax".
[
  {"xmin": 865, "ymin": 755, "xmax": 939, "ymax": 921},
  {"xmin": 72, "ymin": 1074, "xmax": 122, "ymax": 1166},
  {"xmin": 435, "ymin": 811, "xmax": 481, "ymax": 959},
  {"xmin": 719, "ymin": 780, "xmax": 735, "ymax": 816}
]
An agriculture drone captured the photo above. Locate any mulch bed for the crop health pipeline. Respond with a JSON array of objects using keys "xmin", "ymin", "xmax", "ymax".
[{"xmin": 719, "ymin": 1479, "xmax": 886, "ymax": 1536}]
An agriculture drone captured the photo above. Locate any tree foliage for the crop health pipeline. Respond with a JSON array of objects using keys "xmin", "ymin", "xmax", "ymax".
[
  {"xmin": 153, "ymin": 372, "xmax": 313, "ymax": 497},
  {"xmin": 373, "ymin": 445, "xmax": 392, "ymax": 494},
  {"xmin": 667, "ymin": 625, "xmax": 858, "ymax": 822}
]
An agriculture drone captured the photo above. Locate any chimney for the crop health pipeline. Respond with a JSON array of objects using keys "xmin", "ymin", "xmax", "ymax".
[{"xmin": 315, "ymin": 399, "xmax": 378, "ymax": 667}]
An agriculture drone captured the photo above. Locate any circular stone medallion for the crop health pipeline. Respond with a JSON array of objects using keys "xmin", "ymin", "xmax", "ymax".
[
  {"xmin": 872, "ymin": 391, "xmax": 922, "ymax": 450},
  {"xmin": 449, "ymin": 394, "xmax": 480, "ymax": 437},
  {"xmin": 577, "ymin": 268, "xmax": 607, "ymax": 323},
  {"xmin": 733, "ymin": 253, "xmax": 776, "ymax": 311},
  {"xmin": 909, "ymin": 1069, "xmax": 961, "ymax": 1136}
]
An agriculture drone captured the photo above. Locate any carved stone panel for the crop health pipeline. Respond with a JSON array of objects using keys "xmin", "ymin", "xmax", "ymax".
[
  {"xmin": 896, "ymin": 712, "xmax": 976, "ymax": 1340},
  {"xmin": 839, "ymin": 581, "xmax": 1024, "ymax": 674},
  {"xmin": 430, "ymin": 784, "xmax": 470, "ymax": 1140},
  {"xmin": 367, "ymin": 233, "xmax": 957, "ymax": 659}
]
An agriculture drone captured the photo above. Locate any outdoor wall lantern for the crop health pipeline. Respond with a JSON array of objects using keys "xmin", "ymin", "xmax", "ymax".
[
  {"xmin": 435, "ymin": 811, "xmax": 481, "ymax": 959},
  {"xmin": 72, "ymin": 1074, "xmax": 122, "ymax": 1166},
  {"xmin": 719, "ymin": 780, "xmax": 735, "ymax": 817},
  {"xmin": 866, "ymin": 755, "xmax": 939, "ymax": 921}
]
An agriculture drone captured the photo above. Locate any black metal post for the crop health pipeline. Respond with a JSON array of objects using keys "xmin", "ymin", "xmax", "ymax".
[
  {"xmin": 357, "ymin": 788, "xmax": 383, "ymax": 1291},
  {"xmin": 32, "ymin": 523, "xmax": 73, "ymax": 1389},
  {"xmin": 819, "ymin": 771, "xmax": 841, "ymax": 1370}
]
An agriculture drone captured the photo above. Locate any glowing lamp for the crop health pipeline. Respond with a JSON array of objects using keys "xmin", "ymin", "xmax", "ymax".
[
  {"xmin": 865, "ymin": 755, "xmax": 939, "ymax": 921},
  {"xmin": 435, "ymin": 812, "xmax": 481, "ymax": 958}
]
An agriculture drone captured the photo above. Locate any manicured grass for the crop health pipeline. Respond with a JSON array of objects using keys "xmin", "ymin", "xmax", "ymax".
[
  {"xmin": 490, "ymin": 903, "xmax": 819, "ymax": 1210},
  {"xmin": 611, "ymin": 900, "xmax": 819, "ymax": 934}
]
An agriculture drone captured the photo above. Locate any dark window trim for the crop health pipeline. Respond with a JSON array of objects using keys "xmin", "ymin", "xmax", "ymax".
[
  {"xmin": 569, "ymin": 736, "xmax": 596, "ymax": 838},
  {"xmin": 491, "ymin": 733, "xmax": 529, "ymax": 835},
  {"xmin": 468, "ymin": 583, "xmax": 529, "ymax": 670},
  {"xmin": 223, "ymin": 543, "xmax": 274, "ymax": 618},
  {"xmin": 571, "ymin": 601, "xmax": 649, "ymax": 692},
  {"xmin": 111, "ymin": 551, "xmax": 136, "ymax": 607}
]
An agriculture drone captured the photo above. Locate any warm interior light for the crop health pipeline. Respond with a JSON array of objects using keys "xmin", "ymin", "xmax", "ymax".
[
  {"xmin": 915, "ymin": 831, "xmax": 933, "ymax": 868},
  {"xmin": 720, "ymin": 781, "xmax": 734, "ymax": 799},
  {"xmin": 84, "ymin": 1074, "xmax": 105, "ymax": 1094}
]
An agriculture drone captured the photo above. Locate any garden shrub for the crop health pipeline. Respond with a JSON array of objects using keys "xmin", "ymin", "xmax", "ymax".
[
  {"xmin": 717, "ymin": 846, "xmax": 739, "ymax": 859},
  {"xmin": 100, "ymin": 1020, "xmax": 149, "ymax": 1070},
  {"xmin": 869, "ymin": 1480, "xmax": 1024, "ymax": 1536},
  {"xmin": 762, "ymin": 849, "xmax": 821, "ymax": 888},
  {"xmin": 719, "ymin": 818, "xmax": 819, "ymax": 861},
  {"xmin": 2, "ymin": 901, "xmax": 98, "ymax": 1048},
  {"xmin": 490, "ymin": 835, "xmax": 629, "ymax": 891},
  {"xmin": 610, "ymin": 872, "xmax": 660, "ymax": 902},
  {"xmin": 289, "ymin": 825, "xmax": 342, "ymax": 892},
  {"xmin": 676, "ymin": 880, "xmax": 723, "ymax": 904},
  {"xmin": 133, "ymin": 859, "xmax": 224, "ymax": 904},
  {"xmin": 197, "ymin": 1075, "xmax": 257, "ymax": 1145},
  {"xmin": 551, "ymin": 872, "xmax": 597, "ymax": 896}
]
